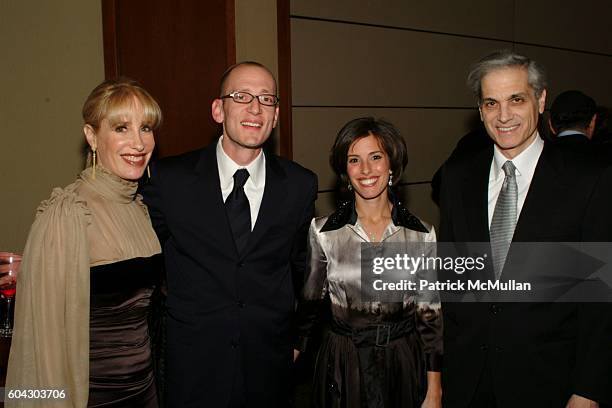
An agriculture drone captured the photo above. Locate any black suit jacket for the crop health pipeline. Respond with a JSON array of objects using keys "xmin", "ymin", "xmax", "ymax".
[
  {"xmin": 439, "ymin": 141, "xmax": 612, "ymax": 408},
  {"xmin": 141, "ymin": 143, "xmax": 317, "ymax": 407}
]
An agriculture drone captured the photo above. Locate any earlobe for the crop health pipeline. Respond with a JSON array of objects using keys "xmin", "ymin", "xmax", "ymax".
[
  {"xmin": 538, "ymin": 89, "xmax": 547, "ymax": 114},
  {"xmin": 84, "ymin": 124, "xmax": 97, "ymax": 150},
  {"xmin": 211, "ymin": 99, "xmax": 225, "ymax": 124}
]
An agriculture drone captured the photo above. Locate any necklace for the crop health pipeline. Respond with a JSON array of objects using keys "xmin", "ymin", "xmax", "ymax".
[
  {"xmin": 359, "ymin": 219, "xmax": 388, "ymax": 243},
  {"xmin": 357, "ymin": 201, "xmax": 392, "ymax": 243}
]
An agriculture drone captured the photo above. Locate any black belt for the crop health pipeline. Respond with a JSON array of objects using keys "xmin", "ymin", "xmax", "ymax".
[
  {"xmin": 329, "ymin": 319, "xmax": 414, "ymax": 407},
  {"xmin": 330, "ymin": 318, "xmax": 413, "ymax": 347}
]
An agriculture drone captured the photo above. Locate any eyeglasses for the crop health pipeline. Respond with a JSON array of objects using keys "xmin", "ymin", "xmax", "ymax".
[{"xmin": 220, "ymin": 91, "xmax": 279, "ymax": 106}]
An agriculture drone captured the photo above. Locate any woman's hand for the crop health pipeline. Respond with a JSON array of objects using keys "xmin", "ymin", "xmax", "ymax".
[
  {"xmin": 565, "ymin": 394, "xmax": 599, "ymax": 408},
  {"xmin": 421, "ymin": 392, "xmax": 442, "ymax": 408},
  {"xmin": 421, "ymin": 371, "xmax": 442, "ymax": 408}
]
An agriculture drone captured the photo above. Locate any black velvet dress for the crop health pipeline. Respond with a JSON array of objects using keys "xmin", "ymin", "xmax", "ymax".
[{"xmin": 88, "ymin": 257, "xmax": 158, "ymax": 407}]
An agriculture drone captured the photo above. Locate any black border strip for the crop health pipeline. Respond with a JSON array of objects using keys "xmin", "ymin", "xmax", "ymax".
[{"xmin": 290, "ymin": 15, "xmax": 612, "ymax": 58}]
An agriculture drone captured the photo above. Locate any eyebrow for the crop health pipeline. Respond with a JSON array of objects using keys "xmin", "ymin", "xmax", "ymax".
[
  {"xmin": 347, "ymin": 150, "xmax": 384, "ymax": 157},
  {"xmin": 507, "ymin": 93, "xmax": 527, "ymax": 100},
  {"xmin": 235, "ymin": 88, "xmax": 274, "ymax": 94},
  {"xmin": 482, "ymin": 92, "xmax": 528, "ymax": 103},
  {"xmin": 108, "ymin": 118, "xmax": 131, "ymax": 124}
]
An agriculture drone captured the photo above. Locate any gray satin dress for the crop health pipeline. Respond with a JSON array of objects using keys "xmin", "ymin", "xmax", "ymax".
[{"xmin": 296, "ymin": 199, "xmax": 442, "ymax": 408}]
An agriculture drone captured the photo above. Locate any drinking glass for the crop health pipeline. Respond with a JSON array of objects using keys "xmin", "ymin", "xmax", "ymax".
[{"xmin": 0, "ymin": 252, "xmax": 21, "ymax": 338}]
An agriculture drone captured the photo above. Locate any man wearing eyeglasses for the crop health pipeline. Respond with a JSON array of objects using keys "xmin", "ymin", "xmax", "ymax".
[{"xmin": 142, "ymin": 61, "xmax": 317, "ymax": 407}]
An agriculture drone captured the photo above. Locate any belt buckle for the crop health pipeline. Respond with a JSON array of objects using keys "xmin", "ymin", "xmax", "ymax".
[{"xmin": 375, "ymin": 324, "xmax": 391, "ymax": 347}]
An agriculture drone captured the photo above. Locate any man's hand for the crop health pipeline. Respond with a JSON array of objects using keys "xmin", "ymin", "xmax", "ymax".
[
  {"xmin": 566, "ymin": 394, "xmax": 599, "ymax": 408},
  {"xmin": 293, "ymin": 349, "xmax": 300, "ymax": 362}
]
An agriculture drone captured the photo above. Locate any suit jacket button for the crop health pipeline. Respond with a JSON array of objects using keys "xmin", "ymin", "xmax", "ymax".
[
  {"xmin": 480, "ymin": 344, "xmax": 488, "ymax": 351},
  {"xmin": 231, "ymin": 339, "xmax": 239, "ymax": 348},
  {"xmin": 237, "ymin": 300, "xmax": 245, "ymax": 308}
]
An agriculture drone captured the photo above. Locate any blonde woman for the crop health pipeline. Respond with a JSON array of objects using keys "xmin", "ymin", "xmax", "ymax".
[{"xmin": 6, "ymin": 78, "xmax": 162, "ymax": 407}]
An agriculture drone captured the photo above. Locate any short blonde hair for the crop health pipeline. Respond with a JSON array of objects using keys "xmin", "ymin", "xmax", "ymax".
[{"xmin": 82, "ymin": 77, "xmax": 162, "ymax": 130}]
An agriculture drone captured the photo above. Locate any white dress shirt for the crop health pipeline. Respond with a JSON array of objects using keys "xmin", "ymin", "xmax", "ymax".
[
  {"xmin": 216, "ymin": 136, "xmax": 266, "ymax": 230},
  {"xmin": 488, "ymin": 134, "xmax": 544, "ymax": 228}
]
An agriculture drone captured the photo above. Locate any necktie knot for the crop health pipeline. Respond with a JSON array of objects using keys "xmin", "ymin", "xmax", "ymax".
[
  {"xmin": 233, "ymin": 169, "xmax": 250, "ymax": 189},
  {"xmin": 502, "ymin": 161, "xmax": 516, "ymax": 178}
]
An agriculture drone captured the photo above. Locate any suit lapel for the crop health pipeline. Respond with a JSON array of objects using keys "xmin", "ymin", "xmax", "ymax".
[
  {"xmin": 241, "ymin": 153, "xmax": 287, "ymax": 257},
  {"xmin": 194, "ymin": 144, "xmax": 237, "ymax": 254},
  {"xmin": 513, "ymin": 144, "xmax": 564, "ymax": 241},
  {"xmin": 462, "ymin": 147, "xmax": 493, "ymax": 242}
]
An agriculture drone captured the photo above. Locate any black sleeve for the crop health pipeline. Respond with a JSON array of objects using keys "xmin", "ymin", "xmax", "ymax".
[{"xmin": 139, "ymin": 161, "xmax": 170, "ymax": 244}]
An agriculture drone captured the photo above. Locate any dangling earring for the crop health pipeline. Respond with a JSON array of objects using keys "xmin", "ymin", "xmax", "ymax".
[
  {"xmin": 147, "ymin": 165, "xmax": 151, "ymax": 179},
  {"xmin": 388, "ymin": 170, "xmax": 393, "ymax": 186},
  {"xmin": 347, "ymin": 182, "xmax": 353, "ymax": 191},
  {"xmin": 92, "ymin": 149, "xmax": 97, "ymax": 179}
]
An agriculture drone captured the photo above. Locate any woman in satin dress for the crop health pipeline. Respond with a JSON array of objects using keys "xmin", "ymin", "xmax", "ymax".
[
  {"xmin": 295, "ymin": 117, "xmax": 442, "ymax": 408},
  {"xmin": 6, "ymin": 78, "xmax": 162, "ymax": 407}
]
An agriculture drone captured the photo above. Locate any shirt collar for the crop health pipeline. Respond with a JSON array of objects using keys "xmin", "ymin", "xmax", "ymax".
[
  {"xmin": 216, "ymin": 135, "xmax": 265, "ymax": 188},
  {"xmin": 319, "ymin": 192, "xmax": 428, "ymax": 233},
  {"xmin": 491, "ymin": 132, "xmax": 544, "ymax": 181},
  {"xmin": 558, "ymin": 130, "xmax": 587, "ymax": 137}
]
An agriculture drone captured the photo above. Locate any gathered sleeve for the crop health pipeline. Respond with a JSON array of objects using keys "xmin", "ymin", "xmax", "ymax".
[
  {"xmin": 5, "ymin": 186, "xmax": 91, "ymax": 408},
  {"xmin": 294, "ymin": 218, "xmax": 328, "ymax": 353},
  {"xmin": 414, "ymin": 226, "xmax": 443, "ymax": 372}
]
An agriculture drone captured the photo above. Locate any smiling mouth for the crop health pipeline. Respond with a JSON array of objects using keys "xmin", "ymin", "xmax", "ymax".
[
  {"xmin": 241, "ymin": 121, "xmax": 262, "ymax": 128},
  {"xmin": 358, "ymin": 177, "xmax": 378, "ymax": 187},
  {"xmin": 122, "ymin": 154, "xmax": 146, "ymax": 166},
  {"xmin": 497, "ymin": 124, "xmax": 520, "ymax": 133}
]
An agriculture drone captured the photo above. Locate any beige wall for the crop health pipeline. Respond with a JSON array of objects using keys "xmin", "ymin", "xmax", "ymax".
[
  {"xmin": 0, "ymin": 0, "xmax": 104, "ymax": 252},
  {"xmin": 234, "ymin": 0, "xmax": 281, "ymax": 153},
  {"xmin": 290, "ymin": 0, "xmax": 612, "ymax": 225}
]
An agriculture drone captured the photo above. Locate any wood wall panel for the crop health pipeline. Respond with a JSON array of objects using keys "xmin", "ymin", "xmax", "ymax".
[
  {"xmin": 515, "ymin": 0, "xmax": 612, "ymax": 55},
  {"xmin": 515, "ymin": 45, "xmax": 612, "ymax": 108},
  {"xmin": 103, "ymin": 0, "xmax": 235, "ymax": 158},
  {"xmin": 288, "ymin": 1, "xmax": 612, "ymax": 226},
  {"xmin": 291, "ymin": 19, "xmax": 507, "ymax": 107},
  {"xmin": 290, "ymin": 0, "xmax": 515, "ymax": 41},
  {"xmin": 292, "ymin": 108, "xmax": 480, "ymax": 190}
]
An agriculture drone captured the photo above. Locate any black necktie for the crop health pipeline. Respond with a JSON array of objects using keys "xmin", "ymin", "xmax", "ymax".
[{"xmin": 225, "ymin": 169, "xmax": 251, "ymax": 254}]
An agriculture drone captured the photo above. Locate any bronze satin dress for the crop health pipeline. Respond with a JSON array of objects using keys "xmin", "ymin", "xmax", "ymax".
[
  {"xmin": 296, "ymin": 199, "xmax": 443, "ymax": 408},
  {"xmin": 88, "ymin": 257, "xmax": 158, "ymax": 407}
]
